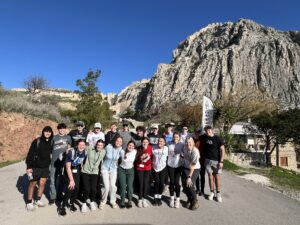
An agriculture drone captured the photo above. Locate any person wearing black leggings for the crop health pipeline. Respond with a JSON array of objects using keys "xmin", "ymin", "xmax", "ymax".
[
  {"xmin": 135, "ymin": 137, "xmax": 152, "ymax": 208},
  {"xmin": 167, "ymin": 132, "xmax": 185, "ymax": 208},
  {"xmin": 58, "ymin": 140, "xmax": 86, "ymax": 216},
  {"xmin": 152, "ymin": 137, "xmax": 168, "ymax": 206}
]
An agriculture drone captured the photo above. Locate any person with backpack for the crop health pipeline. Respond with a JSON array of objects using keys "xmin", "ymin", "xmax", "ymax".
[
  {"xmin": 57, "ymin": 139, "xmax": 87, "ymax": 216},
  {"xmin": 135, "ymin": 137, "xmax": 152, "ymax": 208},
  {"xmin": 25, "ymin": 126, "xmax": 54, "ymax": 211},
  {"xmin": 49, "ymin": 123, "xmax": 71, "ymax": 205},
  {"xmin": 100, "ymin": 136, "xmax": 123, "ymax": 209},
  {"xmin": 167, "ymin": 132, "xmax": 185, "ymax": 208},
  {"xmin": 152, "ymin": 137, "xmax": 168, "ymax": 206},
  {"xmin": 81, "ymin": 139, "xmax": 106, "ymax": 213},
  {"xmin": 117, "ymin": 141, "xmax": 137, "ymax": 209}
]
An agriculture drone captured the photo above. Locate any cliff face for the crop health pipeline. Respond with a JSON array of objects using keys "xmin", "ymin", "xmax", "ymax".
[{"xmin": 112, "ymin": 19, "xmax": 300, "ymax": 118}]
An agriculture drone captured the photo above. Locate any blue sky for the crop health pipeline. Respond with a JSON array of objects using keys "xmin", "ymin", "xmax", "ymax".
[{"xmin": 0, "ymin": 0, "xmax": 299, "ymax": 94}]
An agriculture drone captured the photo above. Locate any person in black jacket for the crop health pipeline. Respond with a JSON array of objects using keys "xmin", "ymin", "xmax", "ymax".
[
  {"xmin": 25, "ymin": 126, "xmax": 54, "ymax": 211},
  {"xmin": 69, "ymin": 121, "xmax": 88, "ymax": 148},
  {"xmin": 105, "ymin": 122, "xmax": 120, "ymax": 146}
]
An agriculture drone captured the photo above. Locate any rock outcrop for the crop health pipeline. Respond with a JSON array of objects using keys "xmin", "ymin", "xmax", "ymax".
[{"xmin": 112, "ymin": 19, "xmax": 300, "ymax": 118}]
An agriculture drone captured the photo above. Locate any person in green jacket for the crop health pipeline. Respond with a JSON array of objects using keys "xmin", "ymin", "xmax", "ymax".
[{"xmin": 81, "ymin": 139, "xmax": 106, "ymax": 213}]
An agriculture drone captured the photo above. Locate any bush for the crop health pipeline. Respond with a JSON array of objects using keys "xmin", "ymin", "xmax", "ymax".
[{"xmin": 0, "ymin": 91, "xmax": 63, "ymax": 121}]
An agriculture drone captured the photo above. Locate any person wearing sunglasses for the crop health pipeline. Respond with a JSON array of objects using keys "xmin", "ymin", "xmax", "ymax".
[{"xmin": 69, "ymin": 121, "xmax": 88, "ymax": 148}]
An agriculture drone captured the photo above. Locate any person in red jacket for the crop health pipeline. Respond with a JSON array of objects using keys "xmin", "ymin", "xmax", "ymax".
[{"xmin": 135, "ymin": 137, "xmax": 152, "ymax": 208}]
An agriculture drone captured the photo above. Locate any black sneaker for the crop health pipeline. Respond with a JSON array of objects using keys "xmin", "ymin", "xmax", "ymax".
[
  {"xmin": 48, "ymin": 199, "xmax": 56, "ymax": 205},
  {"xmin": 69, "ymin": 204, "xmax": 77, "ymax": 212},
  {"xmin": 189, "ymin": 200, "xmax": 199, "ymax": 210},
  {"xmin": 126, "ymin": 202, "xmax": 132, "ymax": 209},
  {"xmin": 58, "ymin": 207, "xmax": 66, "ymax": 216},
  {"xmin": 120, "ymin": 203, "xmax": 126, "ymax": 209},
  {"xmin": 186, "ymin": 201, "xmax": 191, "ymax": 209},
  {"xmin": 153, "ymin": 198, "xmax": 158, "ymax": 206},
  {"xmin": 157, "ymin": 199, "xmax": 162, "ymax": 206}
]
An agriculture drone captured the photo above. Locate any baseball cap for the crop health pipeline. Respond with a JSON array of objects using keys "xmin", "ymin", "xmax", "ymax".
[
  {"xmin": 76, "ymin": 121, "xmax": 85, "ymax": 126},
  {"xmin": 94, "ymin": 122, "xmax": 102, "ymax": 129},
  {"xmin": 151, "ymin": 124, "xmax": 159, "ymax": 129},
  {"xmin": 122, "ymin": 120, "xmax": 129, "ymax": 126}
]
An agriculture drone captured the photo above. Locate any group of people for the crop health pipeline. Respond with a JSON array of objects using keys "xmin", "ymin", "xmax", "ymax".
[{"xmin": 25, "ymin": 120, "xmax": 225, "ymax": 216}]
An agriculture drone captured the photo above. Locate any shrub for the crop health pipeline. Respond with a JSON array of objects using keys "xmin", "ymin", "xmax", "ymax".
[{"xmin": 0, "ymin": 91, "xmax": 63, "ymax": 121}]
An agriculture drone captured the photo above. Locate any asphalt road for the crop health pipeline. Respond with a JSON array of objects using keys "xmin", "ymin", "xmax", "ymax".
[{"xmin": 0, "ymin": 162, "xmax": 299, "ymax": 225}]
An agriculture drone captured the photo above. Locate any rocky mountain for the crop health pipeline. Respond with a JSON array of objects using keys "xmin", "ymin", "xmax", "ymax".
[{"xmin": 112, "ymin": 19, "xmax": 300, "ymax": 118}]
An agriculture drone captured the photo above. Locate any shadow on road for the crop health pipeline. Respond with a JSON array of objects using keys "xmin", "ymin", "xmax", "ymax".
[{"xmin": 16, "ymin": 173, "xmax": 51, "ymax": 204}]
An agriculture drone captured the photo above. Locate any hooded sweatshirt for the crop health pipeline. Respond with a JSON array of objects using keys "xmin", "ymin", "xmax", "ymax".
[{"xmin": 26, "ymin": 129, "xmax": 53, "ymax": 169}]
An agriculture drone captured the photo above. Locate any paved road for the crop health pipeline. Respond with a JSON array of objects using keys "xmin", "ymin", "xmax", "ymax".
[{"xmin": 0, "ymin": 162, "xmax": 299, "ymax": 225}]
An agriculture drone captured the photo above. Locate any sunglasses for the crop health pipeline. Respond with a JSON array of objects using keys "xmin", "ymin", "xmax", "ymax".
[{"xmin": 77, "ymin": 125, "xmax": 84, "ymax": 127}]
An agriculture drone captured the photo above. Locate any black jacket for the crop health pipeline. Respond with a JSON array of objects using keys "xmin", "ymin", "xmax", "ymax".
[{"xmin": 25, "ymin": 137, "xmax": 53, "ymax": 169}]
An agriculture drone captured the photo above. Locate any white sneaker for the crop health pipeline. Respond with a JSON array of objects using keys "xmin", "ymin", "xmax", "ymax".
[
  {"xmin": 216, "ymin": 193, "xmax": 222, "ymax": 202},
  {"xmin": 99, "ymin": 202, "xmax": 106, "ymax": 210},
  {"xmin": 142, "ymin": 199, "xmax": 148, "ymax": 208},
  {"xmin": 174, "ymin": 198, "xmax": 180, "ymax": 208},
  {"xmin": 81, "ymin": 203, "xmax": 88, "ymax": 213},
  {"xmin": 35, "ymin": 200, "xmax": 46, "ymax": 207},
  {"xmin": 169, "ymin": 197, "xmax": 175, "ymax": 208},
  {"xmin": 111, "ymin": 202, "xmax": 118, "ymax": 209},
  {"xmin": 208, "ymin": 192, "xmax": 215, "ymax": 201},
  {"xmin": 138, "ymin": 199, "xmax": 143, "ymax": 208},
  {"xmin": 90, "ymin": 201, "xmax": 97, "ymax": 211},
  {"xmin": 26, "ymin": 202, "xmax": 35, "ymax": 211}
]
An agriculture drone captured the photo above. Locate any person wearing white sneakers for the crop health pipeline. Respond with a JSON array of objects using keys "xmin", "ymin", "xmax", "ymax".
[
  {"xmin": 203, "ymin": 126, "xmax": 225, "ymax": 203},
  {"xmin": 135, "ymin": 137, "xmax": 152, "ymax": 208},
  {"xmin": 100, "ymin": 137, "xmax": 123, "ymax": 209},
  {"xmin": 167, "ymin": 132, "xmax": 185, "ymax": 208},
  {"xmin": 117, "ymin": 141, "xmax": 137, "ymax": 209},
  {"xmin": 152, "ymin": 137, "xmax": 168, "ymax": 206},
  {"xmin": 25, "ymin": 126, "xmax": 54, "ymax": 211},
  {"xmin": 81, "ymin": 139, "xmax": 106, "ymax": 213}
]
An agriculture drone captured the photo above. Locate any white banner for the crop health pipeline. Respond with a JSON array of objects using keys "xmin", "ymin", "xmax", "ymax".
[{"xmin": 202, "ymin": 96, "xmax": 214, "ymax": 128}]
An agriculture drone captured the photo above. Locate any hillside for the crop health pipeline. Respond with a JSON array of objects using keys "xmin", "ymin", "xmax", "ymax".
[
  {"xmin": 111, "ymin": 19, "xmax": 300, "ymax": 118},
  {"xmin": 0, "ymin": 112, "xmax": 58, "ymax": 163}
]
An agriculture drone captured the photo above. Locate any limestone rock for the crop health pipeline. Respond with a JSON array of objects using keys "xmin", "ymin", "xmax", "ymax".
[{"xmin": 113, "ymin": 19, "xmax": 300, "ymax": 118}]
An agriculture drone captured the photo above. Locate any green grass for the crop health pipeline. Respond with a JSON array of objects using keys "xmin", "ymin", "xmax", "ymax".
[
  {"xmin": 223, "ymin": 159, "xmax": 248, "ymax": 175},
  {"xmin": 268, "ymin": 166, "xmax": 300, "ymax": 190},
  {"xmin": 225, "ymin": 159, "xmax": 300, "ymax": 191},
  {"xmin": 0, "ymin": 159, "xmax": 24, "ymax": 168}
]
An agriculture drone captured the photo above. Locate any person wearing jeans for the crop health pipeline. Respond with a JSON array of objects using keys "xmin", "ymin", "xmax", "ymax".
[
  {"xmin": 182, "ymin": 137, "xmax": 201, "ymax": 210},
  {"xmin": 49, "ymin": 123, "xmax": 71, "ymax": 205},
  {"xmin": 152, "ymin": 137, "xmax": 168, "ymax": 206},
  {"xmin": 81, "ymin": 139, "xmax": 106, "ymax": 213},
  {"xmin": 167, "ymin": 132, "xmax": 185, "ymax": 208},
  {"xmin": 100, "ymin": 137, "xmax": 123, "ymax": 209},
  {"xmin": 135, "ymin": 137, "xmax": 152, "ymax": 208},
  {"xmin": 117, "ymin": 141, "xmax": 137, "ymax": 208}
]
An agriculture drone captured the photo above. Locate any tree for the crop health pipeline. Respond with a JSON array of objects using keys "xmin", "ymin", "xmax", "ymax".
[
  {"xmin": 252, "ymin": 109, "xmax": 300, "ymax": 166},
  {"xmin": 23, "ymin": 75, "xmax": 48, "ymax": 95},
  {"xmin": 214, "ymin": 85, "xmax": 278, "ymax": 132},
  {"xmin": 74, "ymin": 69, "xmax": 114, "ymax": 129},
  {"xmin": 176, "ymin": 104, "xmax": 202, "ymax": 130}
]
